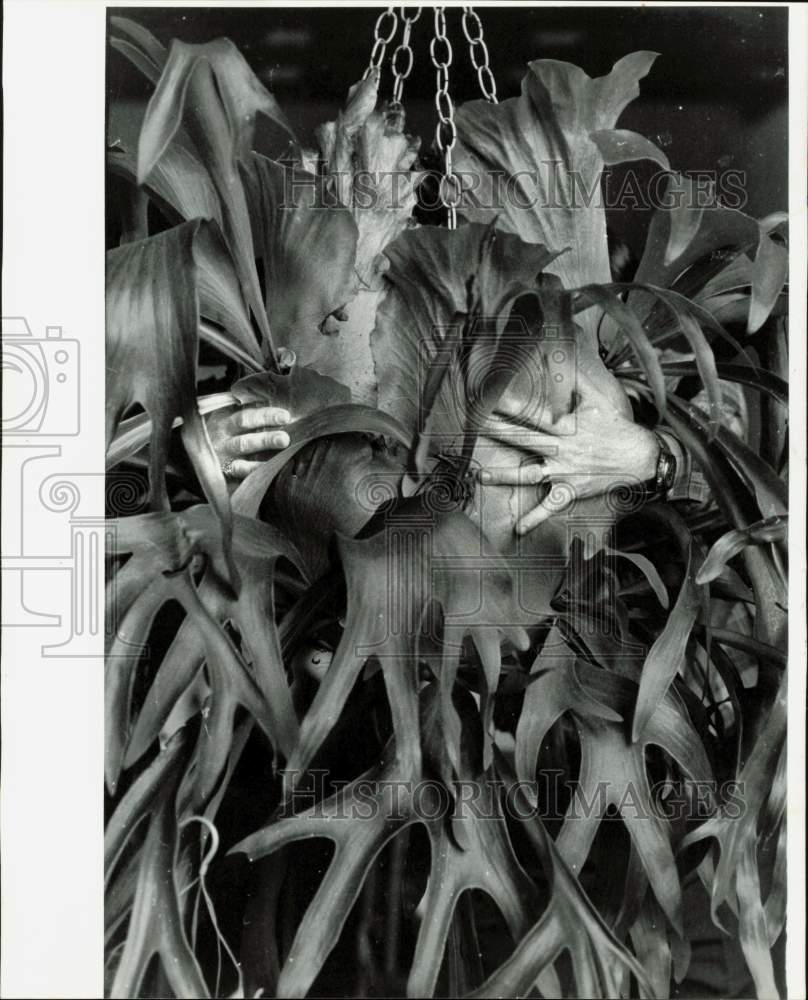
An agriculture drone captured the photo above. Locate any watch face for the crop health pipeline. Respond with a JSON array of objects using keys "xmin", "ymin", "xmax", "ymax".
[
  {"xmin": 660, "ymin": 446, "xmax": 676, "ymax": 492},
  {"xmin": 664, "ymin": 463, "xmax": 676, "ymax": 491},
  {"xmin": 649, "ymin": 434, "xmax": 676, "ymax": 494}
]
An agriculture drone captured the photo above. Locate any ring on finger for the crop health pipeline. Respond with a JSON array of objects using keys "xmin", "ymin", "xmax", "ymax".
[{"xmin": 222, "ymin": 459, "xmax": 237, "ymax": 479}]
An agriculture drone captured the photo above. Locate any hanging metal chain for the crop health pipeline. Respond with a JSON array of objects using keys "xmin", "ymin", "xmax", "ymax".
[
  {"xmin": 431, "ymin": 6, "xmax": 461, "ymax": 229},
  {"xmin": 391, "ymin": 8, "xmax": 422, "ymax": 105},
  {"xmin": 364, "ymin": 7, "xmax": 399, "ymax": 80},
  {"xmin": 461, "ymin": 6, "xmax": 498, "ymax": 102}
]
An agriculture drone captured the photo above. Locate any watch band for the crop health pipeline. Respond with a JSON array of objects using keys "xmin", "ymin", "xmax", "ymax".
[{"xmin": 648, "ymin": 431, "xmax": 677, "ymax": 498}]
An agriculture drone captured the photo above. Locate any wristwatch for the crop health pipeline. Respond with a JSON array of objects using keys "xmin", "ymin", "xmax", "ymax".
[{"xmin": 646, "ymin": 431, "xmax": 677, "ymax": 498}]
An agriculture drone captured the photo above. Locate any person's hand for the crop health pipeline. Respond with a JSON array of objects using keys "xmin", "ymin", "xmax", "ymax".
[
  {"xmin": 478, "ymin": 369, "xmax": 660, "ymax": 534},
  {"xmin": 206, "ymin": 403, "xmax": 292, "ymax": 481}
]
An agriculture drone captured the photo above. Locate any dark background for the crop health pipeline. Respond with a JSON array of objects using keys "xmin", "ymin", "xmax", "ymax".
[{"xmin": 107, "ymin": 5, "xmax": 789, "ymax": 258}]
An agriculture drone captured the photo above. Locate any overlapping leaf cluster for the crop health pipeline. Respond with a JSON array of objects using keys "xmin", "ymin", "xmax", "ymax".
[{"xmin": 105, "ymin": 18, "xmax": 788, "ymax": 999}]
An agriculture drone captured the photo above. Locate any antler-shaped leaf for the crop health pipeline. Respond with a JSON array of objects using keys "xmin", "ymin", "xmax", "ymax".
[
  {"xmin": 516, "ymin": 642, "xmax": 712, "ymax": 933},
  {"xmin": 682, "ymin": 676, "xmax": 786, "ymax": 998},
  {"xmin": 372, "ymin": 223, "xmax": 570, "ymax": 537},
  {"xmin": 697, "ymin": 515, "xmax": 787, "ymax": 585},
  {"xmin": 261, "ymin": 434, "xmax": 405, "ymax": 582},
  {"xmin": 106, "ymin": 221, "xmax": 233, "ymax": 530},
  {"xmin": 105, "ymin": 522, "xmax": 182, "ymax": 791},
  {"xmin": 372, "ymin": 222, "xmax": 560, "ymax": 439},
  {"xmin": 407, "ymin": 804, "xmax": 539, "ymax": 997},
  {"xmin": 284, "ymin": 494, "xmax": 529, "ymax": 792},
  {"xmin": 514, "ymin": 626, "xmax": 623, "ymax": 792},
  {"xmin": 632, "ymin": 175, "xmax": 775, "ymax": 322},
  {"xmin": 239, "ymin": 152, "xmax": 359, "ymax": 358},
  {"xmin": 571, "ymin": 284, "xmax": 668, "ymax": 417},
  {"xmin": 105, "ymin": 726, "xmax": 190, "ymax": 883},
  {"xmin": 108, "ymin": 729, "xmax": 209, "ymax": 999},
  {"xmin": 107, "ymin": 139, "xmax": 223, "ymax": 250},
  {"xmin": 627, "ymin": 891, "xmax": 676, "ymax": 1000},
  {"xmin": 109, "ymin": 16, "xmax": 168, "ymax": 83},
  {"xmin": 316, "ymin": 71, "xmax": 423, "ymax": 285},
  {"xmin": 454, "ymin": 52, "xmax": 665, "ymax": 340},
  {"xmin": 106, "ymin": 506, "xmax": 305, "ymax": 802},
  {"xmin": 133, "ymin": 33, "xmax": 293, "ymax": 364},
  {"xmin": 230, "ymin": 403, "xmax": 411, "ymax": 520},
  {"xmin": 619, "ymin": 381, "xmax": 787, "ymax": 650},
  {"xmin": 469, "ymin": 753, "xmax": 654, "ymax": 1000},
  {"xmin": 109, "ymin": 19, "xmax": 281, "ymax": 362},
  {"xmin": 632, "ymin": 504, "xmax": 707, "ymax": 743},
  {"xmin": 748, "ymin": 227, "xmax": 788, "ymax": 334},
  {"xmin": 273, "ymin": 72, "xmax": 425, "ymax": 403},
  {"xmin": 235, "ymin": 689, "xmax": 540, "ymax": 1000},
  {"xmin": 233, "ymin": 749, "xmax": 420, "ymax": 999},
  {"xmin": 407, "ymin": 689, "xmax": 542, "ymax": 998},
  {"xmin": 111, "ymin": 20, "xmax": 370, "ymax": 380}
]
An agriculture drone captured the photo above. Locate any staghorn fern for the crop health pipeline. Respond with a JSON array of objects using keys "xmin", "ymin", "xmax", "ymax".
[{"xmin": 105, "ymin": 17, "xmax": 788, "ymax": 999}]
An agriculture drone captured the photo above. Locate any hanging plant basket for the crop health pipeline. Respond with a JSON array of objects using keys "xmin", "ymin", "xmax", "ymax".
[{"xmin": 104, "ymin": 10, "xmax": 789, "ymax": 999}]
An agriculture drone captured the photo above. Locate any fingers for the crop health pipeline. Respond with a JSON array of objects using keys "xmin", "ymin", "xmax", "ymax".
[
  {"xmin": 232, "ymin": 405, "xmax": 291, "ymax": 432},
  {"xmin": 476, "ymin": 461, "xmax": 572, "ymax": 533},
  {"xmin": 478, "ymin": 462, "xmax": 550, "ymax": 486},
  {"xmin": 477, "ymin": 463, "xmax": 600, "ymax": 532},
  {"xmin": 516, "ymin": 491, "xmax": 574, "ymax": 535},
  {"xmin": 494, "ymin": 392, "xmax": 556, "ymax": 430},
  {"xmin": 483, "ymin": 416, "xmax": 562, "ymax": 453},
  {"xmin": 229, "ymin": 428, "xmax": 291, "ymax": 456},
  {"xmin": 224, "ymin": 405, "xmax": 292, "ymax": 460},
  {"xmin": 224, "ymin": 458, "xmax": 268, "ymax": 481}
]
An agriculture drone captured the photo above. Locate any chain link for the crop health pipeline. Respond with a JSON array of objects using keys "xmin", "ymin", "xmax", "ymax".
[
  {"xmin": 364, "ymin": 7, "xmax": 399, "ymax": 80},
  {"xmin": 391, "ymin": 8, "xmax": 422, "ymax": 105},
  {"xmin": 461, "ymin": 6, "xmax": 498, "ymax": 102},
  {"xmin": 431, "ymin": 6, "xmax": 461, "ymax": 228},
  {"xmin": 364, "ymin": 5, "xmax": 494, "ymax": 227}
]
